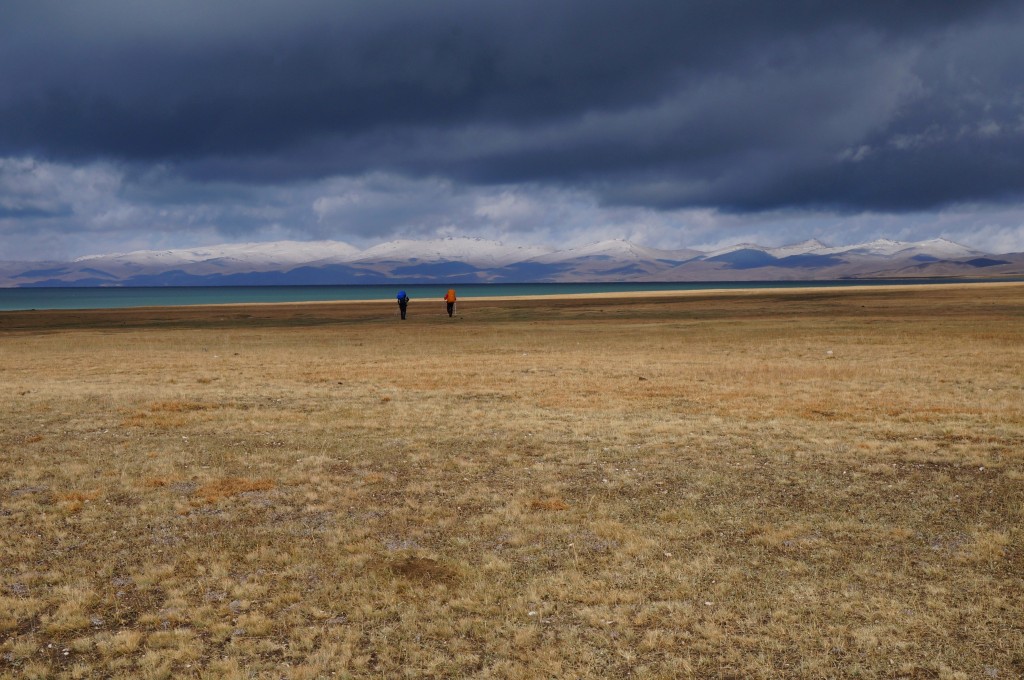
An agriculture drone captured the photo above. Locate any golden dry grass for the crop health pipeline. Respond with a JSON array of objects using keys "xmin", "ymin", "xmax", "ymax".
[{"xmin": 1, "ymin": 283, "xmax": 1022, "ymax": 678}]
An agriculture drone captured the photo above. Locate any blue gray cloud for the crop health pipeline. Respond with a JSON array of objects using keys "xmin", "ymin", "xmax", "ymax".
[{"xmin": 1, "ymin": 0, "xmax": 1023, "ymax": 257}]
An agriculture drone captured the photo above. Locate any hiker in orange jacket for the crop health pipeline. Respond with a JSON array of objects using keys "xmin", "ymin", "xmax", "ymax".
[{"xmin": 443, "ymin": 288, "xmax": 457, "ymax": 317}]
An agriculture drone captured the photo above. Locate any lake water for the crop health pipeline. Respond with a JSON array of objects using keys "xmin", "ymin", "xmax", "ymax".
[{"xmin": 0, "ymin": 279, "xmax": 1016, "ymax": 311}]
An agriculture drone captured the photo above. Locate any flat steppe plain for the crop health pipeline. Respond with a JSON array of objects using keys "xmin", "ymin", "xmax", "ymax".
[{"xmin": 1, "ymin": 283, "xmax": 1022, "ymax": 679}]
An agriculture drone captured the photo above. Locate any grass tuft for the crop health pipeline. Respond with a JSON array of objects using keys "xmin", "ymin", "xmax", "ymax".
[{"xmin": 193, "ymin": 478, "xmax": 275, "ymax": 503}]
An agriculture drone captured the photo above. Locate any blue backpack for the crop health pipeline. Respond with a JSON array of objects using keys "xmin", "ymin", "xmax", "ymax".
[{"xmin": 396, "ymin": 290, "xmax": 408, "ymax": 301}]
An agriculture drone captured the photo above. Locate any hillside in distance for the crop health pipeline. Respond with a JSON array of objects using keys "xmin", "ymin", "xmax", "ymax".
[{"xmin": 1, "ymin": 236, "xmax": 1021, "ymax": 287}]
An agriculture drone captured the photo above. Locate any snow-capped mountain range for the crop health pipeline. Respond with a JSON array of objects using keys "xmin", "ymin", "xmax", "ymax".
[{"xmin": 1, "ymin": 236, "xmax": 1021, "ymax": 287}]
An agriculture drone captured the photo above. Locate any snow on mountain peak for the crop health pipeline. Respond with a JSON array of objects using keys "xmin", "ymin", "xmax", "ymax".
[
  {"xmin": 533, "ymin": 239, "xmax": 699, "ymax": 263},
  {"xmin": 810, "ymin": 239, "xmax": 910, "ymax": 257},
  {"xmin": 904, "ymin": 238, "xmax": 980, "ymax": 259},
  {"xmin": 767, "ymin": 239, "xmax": 830, "ymax": 258},
  {"xmin": 354, "ymin": 237, "xmax": 552, "ymax": 266},
  {"xmin": 703, "ymin": 243, "xmax": 768, "ymax": 258},
  {"xmin": 75, "ymin": 240, "xmax": 362, "ymax": 266},
  {"xmin": 557, "ymin": 239, "xmax": 652, "ymax": 258},
  {"xmin": 856, "ymin": 239, "xmax": 911, "ymax": 255}
]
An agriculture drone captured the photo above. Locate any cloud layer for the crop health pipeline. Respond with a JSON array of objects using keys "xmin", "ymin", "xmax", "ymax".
[{"xmin": 2, "ymin": 0, "xmax": 1024, "ymax": 258}]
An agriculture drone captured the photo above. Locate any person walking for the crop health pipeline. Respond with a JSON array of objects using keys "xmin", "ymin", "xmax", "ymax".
[
  {"xmin": 443, "ymin": 288, "xmax": 457, "ymax": 317},
  {"xmin": 396, "ymin": 290, "xmax": 410, "ymax": 320}
]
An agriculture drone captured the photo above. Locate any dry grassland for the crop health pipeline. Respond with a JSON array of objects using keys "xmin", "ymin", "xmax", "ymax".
[{"xmin": 1, "ymin": 283, "xmax": 1022, "ymax": 679}]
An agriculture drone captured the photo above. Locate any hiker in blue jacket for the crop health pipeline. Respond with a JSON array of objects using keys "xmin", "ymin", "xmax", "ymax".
[{"xmin": 396, "ymin": 290, "xmax": 410, "ymax": 320}]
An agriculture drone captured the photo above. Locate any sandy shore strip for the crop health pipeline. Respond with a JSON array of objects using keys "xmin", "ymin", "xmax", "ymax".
[{"xmin": 451, "ymin": 279, "xmax": 1024, "ymax": 302}]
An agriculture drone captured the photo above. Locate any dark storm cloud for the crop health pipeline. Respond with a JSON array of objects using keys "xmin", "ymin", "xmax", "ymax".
[
  {"xmin": 1, "ymin": 0, "xmax": 1023, "ymax": 213},
  {"xmin": 0, "ymin": 205, "xmax": 71, "ymax": 219}
]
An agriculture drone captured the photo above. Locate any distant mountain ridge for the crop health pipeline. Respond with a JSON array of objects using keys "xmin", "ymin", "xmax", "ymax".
[{"xmin": 1, "ymin": 236, "xmax": 1021, "ymax": 287}]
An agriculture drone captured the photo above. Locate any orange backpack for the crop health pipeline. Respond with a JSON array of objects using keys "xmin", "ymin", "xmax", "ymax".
[{"xmin": 444, "ymin": 289, "xmax": 457, "ymax": 302}]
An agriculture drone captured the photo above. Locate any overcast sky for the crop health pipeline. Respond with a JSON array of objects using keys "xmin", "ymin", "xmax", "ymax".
[{"xmin": 2, "ymin": 0, "xmax": 1024, "ymax": 260}]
